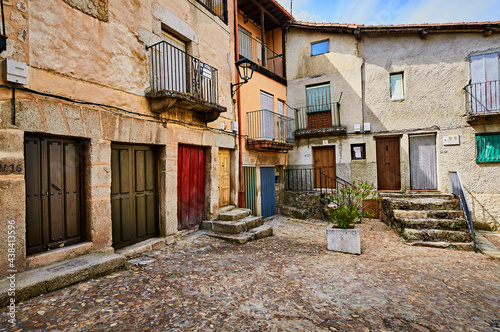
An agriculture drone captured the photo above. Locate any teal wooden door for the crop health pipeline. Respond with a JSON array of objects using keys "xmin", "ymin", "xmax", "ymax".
[{"xmin": 260, "ymin": 167, "xmax": 276, "ymax": 218}]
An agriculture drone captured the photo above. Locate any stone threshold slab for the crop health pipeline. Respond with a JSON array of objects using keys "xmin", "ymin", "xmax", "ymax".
[{"xmin": 0, "ymin": 253, "xmax": 126, "ymax": 308}]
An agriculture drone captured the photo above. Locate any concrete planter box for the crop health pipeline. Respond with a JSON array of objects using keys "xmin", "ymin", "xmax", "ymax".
[{"xmin": 326, "ymin": 225, "xmax": 361, "ymax": 255}]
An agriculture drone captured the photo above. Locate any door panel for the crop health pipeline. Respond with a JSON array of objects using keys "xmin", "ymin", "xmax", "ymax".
[
  {"xmin": 218, "ymin": 149, "xmax": 230, "ymax": 207},
  {"xmin": 376, "ymin": 137, "xmax": 401, "ymax": 191},
  {"xmin": 243, "ymin": 166, "xmax": 257, "ymax": 216},
  {"xmin": 260, "ymin": 167, "xmax": 276, "ymax": 218},
  {"xmin": 178, "ymin": 145, "xmax": 206, "ymax": 230},
  {"xmin": 24, "ymin": 135, "xmax": 83, "ymax": 255},
  {"xmin": 111, "ymin": 144, "xmax": 158, "ymax": 249},
  {"xmin": 313, "ymin": 146, "xmax": 336, "ymax": 188},
  {"xmin": 410, "ymin": 135, "xmax": 437, "ymax": 190}
]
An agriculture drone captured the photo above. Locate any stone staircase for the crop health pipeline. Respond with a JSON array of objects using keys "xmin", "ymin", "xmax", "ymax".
[
  {"xmin": 380, "ymin": 192, "xmax": 474, "ymax": 250},
  {"xmin": 201, "ymin": 206, "xmax": 273, "ymax": 244}
]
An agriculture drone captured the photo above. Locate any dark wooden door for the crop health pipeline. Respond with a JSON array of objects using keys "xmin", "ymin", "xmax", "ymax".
[
  {"xmin": 313, "ymin": 146, "xmax": 336, "ymax": 188},
  {"xmin": 260, "ymin": 167, "xmax": 276, "ymax": 218},
  {"xmin": 111, "ymin": 144, "xmax": 158, "ymax": 249},
  {"xmin": 178, "ymin": 145, "xmax": 205, "ymax": 230},
  {"xmin": 376, "ymin": 137, "xmax": 401, "ymax": 191},
  {"xmin": 25, "ymin": 135, "xmax": 83, "ymax": 255}
]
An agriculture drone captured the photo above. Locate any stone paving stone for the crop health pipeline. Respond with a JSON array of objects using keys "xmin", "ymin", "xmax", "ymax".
[{"xmin": 1, "ymin": 217, "xmax": 499, "ymax": 331}]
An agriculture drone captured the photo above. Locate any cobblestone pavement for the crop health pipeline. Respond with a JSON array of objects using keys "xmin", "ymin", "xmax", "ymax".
[{"xmin": 2, "ymin": 217, "xmax": 500, "ymax": 331}]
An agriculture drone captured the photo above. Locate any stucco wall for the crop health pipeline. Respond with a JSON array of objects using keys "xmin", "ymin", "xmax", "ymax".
[{"xmin": 286, "ymin": 28, "xmax": 500, "ymax": 229}]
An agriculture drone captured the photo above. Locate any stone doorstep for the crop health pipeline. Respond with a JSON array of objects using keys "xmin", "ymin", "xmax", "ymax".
[
  {"xmin": 26, "ymin": 242, "xmax": 93, "ymax": 270},
  {"xmin": 279, "ymin": 204, "xmax": 308, "ymax": 219},
  {"xmin": 218, "ymin": 208, "xmax": 252, "ymax": 221},
  {"xmin": 115, "ymin": 237, "xmax": 170, "ymax": 259},
  {"xmin": 387, "ymin": 198, "xmax": 460, "ymax": 211},
  {"xmin": 240, "ymin": 216, "xmax": 264, "ymax": 229},
  {"xmin": 379, "ymin": 192, "xmax": 454, "ymax": 199},
  {"xmin": 406, "ymin": 241, "xmax": 475, "ymax": 251},
  {"xmin": 398, "ymin": 218, "xmax": 468, "ymax": 231},
  {"xmin": 207, "ymin": 224, "xmax": 273, "ymax": 244},
  {"xmin": 0, "ymin": 253, "xmax": 126, "ymax": 308},
  {"xmin": 212, "ymin": 220, "xmax": 247, "ymax": 234},
  {"xmin": 218, "ymin": 205, "xmax": 235, "ymax": 214}
]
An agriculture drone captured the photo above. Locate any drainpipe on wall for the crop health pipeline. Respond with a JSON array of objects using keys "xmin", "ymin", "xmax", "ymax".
[{"xmin": 234, "ymin": 0, "xmax": 246, "ymax": 208}]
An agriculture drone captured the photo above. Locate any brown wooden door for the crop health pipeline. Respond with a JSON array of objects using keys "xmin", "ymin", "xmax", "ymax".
[
  {"xmin": 218, "ymin": 149, "xmax": 230, "ymax": 207},
  {"xmin": 376, "ymin": 137, "xmax": 401, "ymax": 191},
  {"xmin": 24, "ymin": 135, "xmax": 83, "ymax": 255},
  {"xmin": 178, "ymin": 145, "xmax": 205, "ymax": 230},
  {"xmin": 313, "ymin": 146, "xmax": 336, "ymax": 188},
  {"xmin": 111, "ymin": 144, "xmax": 158, "ymax": 249}
]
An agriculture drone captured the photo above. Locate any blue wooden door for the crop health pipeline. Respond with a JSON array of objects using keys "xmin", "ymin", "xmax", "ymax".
[{"xmin": 260, "ymin": 167, "xmax": 276, "ymax": 218}]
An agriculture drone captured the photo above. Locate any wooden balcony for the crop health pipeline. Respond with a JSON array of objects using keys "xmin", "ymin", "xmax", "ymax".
[{"xmin": 294, "ymin": 102, "xmax": 345, "ymax": 138}]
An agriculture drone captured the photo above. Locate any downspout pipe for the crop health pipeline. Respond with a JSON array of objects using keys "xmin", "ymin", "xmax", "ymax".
[{"xmin": 234, "ymin": 0, "xmax": 246, "ymax": 208}]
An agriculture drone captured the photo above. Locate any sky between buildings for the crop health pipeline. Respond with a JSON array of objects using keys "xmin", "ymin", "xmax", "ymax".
[{"xmin": 275, "ymin": 0, "xmax": 500, "ymax": 25}]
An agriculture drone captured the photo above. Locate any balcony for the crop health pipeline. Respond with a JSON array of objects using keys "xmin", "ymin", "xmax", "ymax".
[
  {"xmin": 196, "ymin": 0, "xmax": 228, "ymax": 24},
  {"xmin": 238, "ymin": 29, "xmax": 284, "ymax": 82},
  {"xmin": 294, "ymin": 102, "xmax": 345, "ymax": 138},
  {"xmin": 465, "ymin": 81, "xmax": 500, "ymax": 123},
  {"xmin": 247, "ymin": 109, "xmax": 294, "ymax": 151},
  {"xmin": 146, "ymin": 41, "xmax": 226, "ymax": 122}
]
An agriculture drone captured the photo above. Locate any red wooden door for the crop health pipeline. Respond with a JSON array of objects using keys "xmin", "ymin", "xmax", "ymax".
[
  {"xmin": 178, "ymin": 145, "xmax": 205, "ymax": 230},
  {"xmin": 376, "ymin": 137, "xmax": 401, "ymax": 191}
]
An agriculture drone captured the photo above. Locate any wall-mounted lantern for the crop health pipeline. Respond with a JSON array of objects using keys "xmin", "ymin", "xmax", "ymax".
[{"xmin": 231, "ymin": 57, "xmax": 257, "ymax": 97}]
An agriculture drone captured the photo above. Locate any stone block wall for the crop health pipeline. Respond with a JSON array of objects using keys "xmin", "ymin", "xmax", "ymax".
[{"xmin": 62, "ymin": 0, "xmax": 108, "ymax": 21}]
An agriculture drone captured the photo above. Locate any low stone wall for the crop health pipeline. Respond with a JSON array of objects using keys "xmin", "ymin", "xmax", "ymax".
[{"xmin": 279, "ymin": 191, "xmax": 329, "ymax": 220}]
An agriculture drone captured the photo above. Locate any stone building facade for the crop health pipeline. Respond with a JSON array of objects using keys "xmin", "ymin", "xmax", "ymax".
[
  {"xmin": 0, "ymin": 0, "xmax": 239, "ymax": 276},
  {"xmin": 285, "ymin": 21, "xmax": 500, "ymax": 230}
]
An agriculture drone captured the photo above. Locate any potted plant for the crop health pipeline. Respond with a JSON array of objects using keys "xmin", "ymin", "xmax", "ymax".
[{"xmin": 325, "ymin": 181, "xmax": 380, "ymax": 254}]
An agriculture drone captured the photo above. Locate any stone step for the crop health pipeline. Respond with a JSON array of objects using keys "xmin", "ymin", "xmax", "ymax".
[
  {"xmin": 218, "ymin": 208, "xmax": 252, "ymax": 221},
  {"xmin": 218, "ymin": 205, "xmax": 235, "ymax": 214},
  {"xmin": 380, "ymin": 192, "xmax": 455, "ymax": 199},
  {"xmin": 201, "ymin": 216, "xmax": 263, "ymax": 233},
  {"xmin": 383, "ymin": 197, "xmax": 460, "ymax": 211},
  {"xmin": 398, "ymin": 218, "xmax": 468, "ymax": 231},
  {"xmin": 0, "ymin": 253, "xmax": 126, "ymax": 308},
  {"xmin": 279, "ymin": 204, "xmax": 308, "ymax": 219},
  {"xmin": 393, "ymin": 209, "xmax": 464, "ymax": 220},
  {"xmin": 403, "ymin": 228, "xmax": 472, "ymax": 243},
  {"xmin": 207, "ymin": 224, "xmax": 273, "ymax": 244},
  {"xmin": 406, "ymin": 241, "xmax": 475, "ymax": 251},
  {"xmin": 248, "ymin": 224, "xmax": 273, "ymax": 240}
]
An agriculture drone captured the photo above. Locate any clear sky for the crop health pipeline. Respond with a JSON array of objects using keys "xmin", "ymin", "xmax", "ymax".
[{"xmin": 275, "ymin": 0, "xmax": 500, "ymax": 25}]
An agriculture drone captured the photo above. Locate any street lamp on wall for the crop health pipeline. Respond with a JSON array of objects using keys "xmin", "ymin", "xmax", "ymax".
[{"xmin": 231, "ymin": 57, "xmax": 257, "ymax": 97}]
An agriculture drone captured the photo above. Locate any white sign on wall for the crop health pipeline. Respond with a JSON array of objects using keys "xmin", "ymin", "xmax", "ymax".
[{"xmin": 443, "ymin": 135, "xmax": 460, "ymax": 146}]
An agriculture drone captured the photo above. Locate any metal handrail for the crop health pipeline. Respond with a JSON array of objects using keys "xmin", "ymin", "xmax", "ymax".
[
  {"xmin": 195, "ymin": 0, "xmax": 227, "ymax": 23},
  {"xmin": 146, "ymin": 41, "xmax": 219, "ymax": 105},
  {"xmin": 449, "ymin": 171, "xmax": 477, "ymax": 253},
  {"xmin": 464, "ymin": 80, "xmax": 500, "ymax": 115},
  {"xmin": 295, "ymin": 102, "xmax": 341, "ymax": 131},
  {"xmin": 284, "ymin": 167, "xmax": 351, "ymax": 197}
]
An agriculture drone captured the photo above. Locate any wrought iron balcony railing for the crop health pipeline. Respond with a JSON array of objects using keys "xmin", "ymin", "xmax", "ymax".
[
  {"xmin": 196, "ymin": 0, "xmax": 227, "ymax": 24},
  {"xmin": 238, "ymin": 29, "xmax": 284, "ymax": 78},
  {"xmin": 464, "ymin": 80, "xmax": 500, "ymax": 115},
  {"xmin": 247, "ymin": 109, "xmax": 294, "ymax": 143},
  {"xmin": 284, "ymin": 167, "xmax": 351, "ymax": 197},
  {"xmin": 295, "ymin": 102, "xmax": 341, "ymax": 131},
  {"xmin": 147, "ymin": 41, "xmax": 219, "ymax": 105}
]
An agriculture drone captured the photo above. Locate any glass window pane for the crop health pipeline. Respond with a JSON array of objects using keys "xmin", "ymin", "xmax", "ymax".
[
  {"xmin": 477, "ymin": 134, "xmax": 500, "ymax": 162},
  {"xmin": 311, "ymin": 40, "xmax": 329, "ymax": 56},
  {"xmin": 306, "ymin": 84, "xmax": 331, "ymax": 113},
  {"xmin": 390, "ymin": 73, "xmax": 404, "ymax": 101}
]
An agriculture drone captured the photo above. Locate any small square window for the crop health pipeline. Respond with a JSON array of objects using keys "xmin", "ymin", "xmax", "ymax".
[
  {"xmin": 351, "ymin": 143, "xmax": 366, "ymax": 160},
  {"xmin": 476, "ymin": 133, "xmax": 500, "ymax": 163},
  {"xmin": 390, "ymin": 73, "xmax": 404, "ymax": 101},
  {"xmin": 311, "ymin": 40, "xmax": 329, "ymax": 56}
]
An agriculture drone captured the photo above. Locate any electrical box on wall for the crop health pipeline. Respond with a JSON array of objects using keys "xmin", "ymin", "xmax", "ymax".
[
  {"xmin": 6, "ymin": 58, "xmax": 28, "ymax": 84},
  {"xmin": 231, "ymin": 121, "xmax": 239, "ymax": 132},
  {"xmin": 443, "ymin": 135, "xmax": 460, "ymax": 146},
  {"xmin": 354, "ymin": 124, "xmax": 361, "ymax": 133},
  {"xmin": 363, "ymin": 123, "xmax": 371, "ymax": 132}
]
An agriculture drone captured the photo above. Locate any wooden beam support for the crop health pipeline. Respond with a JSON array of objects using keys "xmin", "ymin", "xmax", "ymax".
[
  {"xmin": 247, "ymin": 0, "xmax": 281, "ymax": 27},
  {"xmin": 260, "ymin": 7, "xmax": 266, "ymax": 67}
]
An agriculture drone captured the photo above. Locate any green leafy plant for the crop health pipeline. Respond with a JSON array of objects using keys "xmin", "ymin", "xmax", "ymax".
[{"xmin": 325, "ymin": 181, "xmax": 380, "ymax": 229}]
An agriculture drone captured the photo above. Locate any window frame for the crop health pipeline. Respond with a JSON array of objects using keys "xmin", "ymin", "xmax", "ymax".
[
  {"xmin": 476, "ymin": 132, "xmax": 500, "ymax": 163},
  {"xmin": 390, "ymin": 72, "xmax": 404, "ymax": 101},
  {"xmin": 351, "ymin": 143, "xmax": 366, "ymax": 160},
  {"xmin": 311, "ymin": 39, "xmax": 329, "ymax": 56},
  {"xmin": 306, "ymin": 83, "xmax": 332, "ymax": 113}
]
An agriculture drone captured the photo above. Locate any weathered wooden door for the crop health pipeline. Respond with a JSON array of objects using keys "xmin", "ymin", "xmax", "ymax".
[
  {"xmin": 313, "ymin": 146, "xmax": 336, "ymax": 188},
  {"xmin": 111, "ymin": 144, "xmax": 158, "ymax": 249},
  {"xmin": 243, "ymin": 166, "xmax": 257, "ymax": 216},
  {"xmin": 410, "ymin": 135, "xmax": 437, "ymax": 190},
  {"xmin": 260, "ymin": 166, "xmax": 276, "ymax": 218},
  {"xmin": 178, "ymin": 145, "xmax": 205, "ymax": 230},
  {"xmin": 25, "ymin": 135, "xmax": 83, "ymax": 255},
  {"xmin": 218, "ymin": 149, "xmax": 230, "ymax": 207},
  {"xmin": 376, "ymin": 137, "xmax": 401, "ymax": 191}
]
